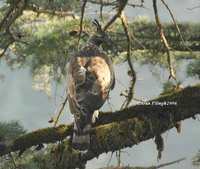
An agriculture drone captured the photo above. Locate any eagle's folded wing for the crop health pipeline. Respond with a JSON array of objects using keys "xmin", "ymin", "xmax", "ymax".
[{"xmin": 67, "ymin": 55, "xmax": 114, "ymax": 115}]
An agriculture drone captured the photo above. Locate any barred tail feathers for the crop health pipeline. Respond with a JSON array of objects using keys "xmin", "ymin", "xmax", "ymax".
[{"xmin": 72, "ymin": 122, "xmax": 91, "ymax": 150}]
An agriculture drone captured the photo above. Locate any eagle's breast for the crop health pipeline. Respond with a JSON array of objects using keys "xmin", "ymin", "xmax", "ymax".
[
  {"xmin": 87, "ymin": 56, "xmax": 111, "ymax": 99},
  {"xmin": 67, "ymin": 45, "xmax": 115, "ymax": 117}
]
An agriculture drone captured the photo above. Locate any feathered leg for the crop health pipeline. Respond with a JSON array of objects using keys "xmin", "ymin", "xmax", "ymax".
[{"xmin": 72, "ymin": 112, "xmax": 92, "ymax": 150}]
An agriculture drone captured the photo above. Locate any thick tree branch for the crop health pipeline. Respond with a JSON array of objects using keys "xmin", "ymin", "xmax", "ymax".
[
  {"xmin": 25, "ymin": 5, "xmax": 76, "ymax": 18},
  {"xmin": 0, "ymin": 84, "xmax": 200, "ymax": 161},
  {"xmin": 0, "ymin": 0, "xmax": 27, "ymax": 31},
  {"xmin": 88, "ymin": 0, "xmax": 144, "ymax": 8},
  {"xmin": 0, "ymin": 0, "xmax": 27, "ymax": 57},
  {"xmin": 48, "ymin": 85, "xmax": 200, "ymax": 169}
]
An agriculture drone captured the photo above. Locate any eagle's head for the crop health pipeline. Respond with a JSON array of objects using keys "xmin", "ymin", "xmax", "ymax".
[{"xmin": 89, "ymin": 19, "xmax": 114, "ymax": 50}]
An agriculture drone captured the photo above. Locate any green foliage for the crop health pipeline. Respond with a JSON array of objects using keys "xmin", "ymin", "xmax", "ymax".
[
  {"xmin": 162, "ymin": 81, "xmax": 175, "ymax": 93},
  {"xmin": 0, "ymin": 120, "xmax": 48, "ymax": 169},
  {"xmin": 0, "ymin": 149, "xmax": 46, "ymax": 169},
  {"xmin": 13, "ymin": 14, "xmax": 83, "ymax": 81},
  {"xmin": 0, "ymin": 121, "xmax": 26, "ymax": 140},
  {"xmin": 187, "ymin": 60, "xmax": 200, "ymax": 79},
  {"xmin": 0, "ymin": 142, "xmax": 61, "ymax": 169}
]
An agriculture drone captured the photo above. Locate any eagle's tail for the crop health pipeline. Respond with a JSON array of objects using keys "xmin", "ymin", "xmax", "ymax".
[
  {"xmin": 72, "ymin": 122, "xmax": 91, "ymax": 150},
  {"xmin": 72, "ymin": 110, "xmax": 99, "ymax": 150}
]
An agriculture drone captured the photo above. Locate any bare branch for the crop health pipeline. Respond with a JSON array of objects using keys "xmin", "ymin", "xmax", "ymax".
[
  {"xmin": 187, "ymin": 5, "xmax": 200, "ymax": 10},
  {"xmin": 99, "ymin": 157, "xmax": 185, "ymax": 169},
  {"xmin": 103, "ymin": 0, "xmax": 128, "ymax": 31},
  {"xmin": 26, "ymin": 4, "xmax": 76, "ymax": 18},
  {"xmin": 152, "ymin": 0, "xmax": 176, "ymax": 80},
  {"xmin": 120, "ymin": 12, "xmax": 136, "ymax": 108},
  {"xmin": 78, "ymin": 0, "xmax": 88, "ymax": 47},
  {"xmin": 49, "ymin": 95, "xmax": 68, "ymax": 127},
  {"xmin": 100, "ymin": 0, "xmax": 104, "ymax": 20},
  {"xmin": 88, "ymin": 0, "xmax": 117, "ymax": 6},
  {"xmin": 160, "ymin": 0, "xmax": 192, "ymax": 52},
  {"xmin": 156, "ymin": 158, "xmax": 186, "ymax": 169},
  {"xmin": 88, "ymin": 0, "xmax": 145, "ymax": 9}
]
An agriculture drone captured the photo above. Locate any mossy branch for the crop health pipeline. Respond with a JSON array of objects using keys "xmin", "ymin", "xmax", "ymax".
[{"xmin": 0, "ymin": 85, "xmax": 200, "ymax": 168}]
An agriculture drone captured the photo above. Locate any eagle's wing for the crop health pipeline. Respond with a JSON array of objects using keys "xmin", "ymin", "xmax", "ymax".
[
  {"xmin": 67, "ymin": 53, "xmax": 114, "ymax": 130},
  {"xmin": 68, "ymin": 55, "xmax": 113, "ymax": 110}
]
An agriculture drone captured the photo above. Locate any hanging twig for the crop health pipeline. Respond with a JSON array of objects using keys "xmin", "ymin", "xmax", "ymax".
[
  {"xmin": 100, "ymin": 157, "xmax": 186, "ymax": 169},
  {"xmin": 77, "ymin": 0, "xmax": 87, "ymax": 48},
  {"xmin": 54, "ymin": 96, "xmax": 68, "ymax": 127},
  {"xmin": 113, "ymin": 11, "xmax": 137, "ymax": 166},
  {"xmin": 152, "ymin": 0, "xmax": 176, "ymax": 80},
  {"xmin": 49, "ymin": 91, "xmax": 68, "ymax": 127},
  {"xmin": 106, "ymin": 152, "xmax": 114, "ymax": 167},
  {"xmin": 103, "ymin": 0, "xmax": 128, "ymax": 31},
  {"xmin": 156, "ymin": 157, "xmax": 186, "ymax": 169},
  {"xmin": 187, "ymin": 5, "xmax": 200, "ymax": 10},
  {"xmin": 120, "ymin": 12, "xmax": 136, "ymax": 108},
  {"xmin": 99, "ymin": 0, "xmax": 104, "ymax": 20},
  {"xmin": 160, "ymin": 0, "xmax": 192, "ymax": 52}
]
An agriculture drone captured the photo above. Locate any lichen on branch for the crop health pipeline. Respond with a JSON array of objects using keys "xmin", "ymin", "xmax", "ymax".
[{"xmin": 0, "ymin": 84, "xmax": 200, "ymax": 169}]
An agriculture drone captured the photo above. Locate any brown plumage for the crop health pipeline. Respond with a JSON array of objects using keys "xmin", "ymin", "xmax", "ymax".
[{"xmin": 67, "ymin": 20, "xmax": 115, "ymax": 150}]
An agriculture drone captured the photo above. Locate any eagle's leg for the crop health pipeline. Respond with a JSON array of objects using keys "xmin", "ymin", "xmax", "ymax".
[{"xmin": 72, "ymin": 113, "xmax": 92, "ymax": 150}]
